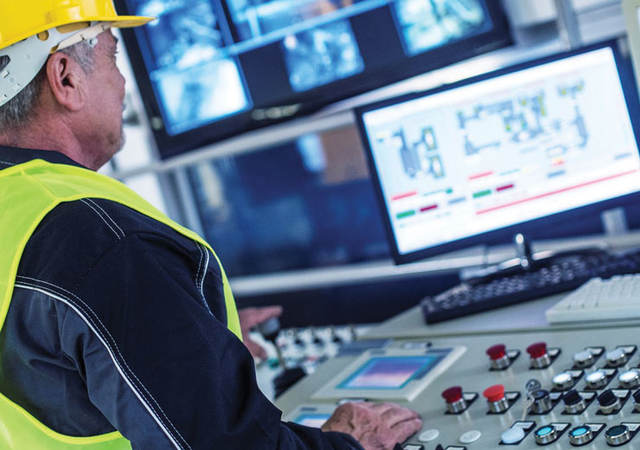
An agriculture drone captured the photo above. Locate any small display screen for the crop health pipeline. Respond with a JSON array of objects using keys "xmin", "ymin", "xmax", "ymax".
[
  {"xmin": 337, "ymin": 354, "xmax": 444, "ymax": 390},
  {"xmin": 293, "ymin": 413, "xmax": 332, "ymax": 428}
]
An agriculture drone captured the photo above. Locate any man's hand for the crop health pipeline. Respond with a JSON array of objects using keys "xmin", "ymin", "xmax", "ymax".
[
  {"xmin": 321, "ymin": 402, "xmax": 422, "ymax": 450},
  {"xmin": 238, "ymin": 306, "xmax": 283, "ymax": 359}
]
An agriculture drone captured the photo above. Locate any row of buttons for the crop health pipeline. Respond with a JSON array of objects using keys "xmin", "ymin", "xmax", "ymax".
[
  {"xmin": 487, "ymin": 343, "xmax": 638, "ymax": 371},
  {"xmin": 501, "ymin": 421, "xmax": 640, "ymax": 446},
  {"xmin": 441, "ymin": 383, "xmax": 640, "ymax": 416}
]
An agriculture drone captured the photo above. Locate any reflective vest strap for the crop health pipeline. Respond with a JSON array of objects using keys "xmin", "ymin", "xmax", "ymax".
[
  {"xmin": 0, "ymin": 159, "xmax": 241, "ymax": 339},
  {"xmin": 0, "ymin": 393, "xmax": 130, "ymax": 449},
  {"xmin": 0, "ymin": 159, "xmax": 241, "ymax": 449}
]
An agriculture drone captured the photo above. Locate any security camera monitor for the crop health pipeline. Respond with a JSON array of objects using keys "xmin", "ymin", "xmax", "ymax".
[
  {"xmin": 356, "ymin": 41, "xmax": 640, "ymax": 264},
  {"xmin": 115, "ymin": 0, "xmax": 511, "ymax": 158}
]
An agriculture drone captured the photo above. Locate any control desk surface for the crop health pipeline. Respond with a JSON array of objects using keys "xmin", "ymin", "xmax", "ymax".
[{"xmin": 276, "ymin": 323, "xmax": 640, "ymax": 449}]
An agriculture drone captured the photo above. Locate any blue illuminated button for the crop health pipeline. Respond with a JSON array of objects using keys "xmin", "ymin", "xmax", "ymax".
[
  {"xmin": 605, "ymin": 425, "xmax": 631, "ymax": 446},
  {"xmin": 568, "ymin": 425, "xmax": 593, "ymax": 445},
  {"xmin": 534, "ymin": 425, "xmax": 557, "ymax": 445}
]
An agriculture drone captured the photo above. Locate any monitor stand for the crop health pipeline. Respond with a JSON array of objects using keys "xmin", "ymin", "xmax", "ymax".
[
  {"xmin": 460, "ymin": 233, "xmax": 609, "ymax": 284},
  {"xmin": 601, "ymin": 207, "xmax": 629, "ymax": 236}
]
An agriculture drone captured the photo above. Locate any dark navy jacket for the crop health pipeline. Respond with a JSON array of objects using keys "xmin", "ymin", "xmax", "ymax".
[{"xmin": 0, "ymin": 146, "xmax": 362, "ymax": 450}]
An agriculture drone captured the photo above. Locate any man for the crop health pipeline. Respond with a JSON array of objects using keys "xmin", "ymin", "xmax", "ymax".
[{"xmin": 0, "ymin": 2, "xmax": 422, "ymax": 449}]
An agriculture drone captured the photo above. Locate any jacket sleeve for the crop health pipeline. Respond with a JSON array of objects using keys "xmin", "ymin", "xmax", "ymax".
[{"xmin": 63, "ymin": 231, "xmax": 362, "ymax": 450}]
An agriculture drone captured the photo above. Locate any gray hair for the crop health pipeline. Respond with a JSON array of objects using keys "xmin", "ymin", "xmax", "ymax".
[{"xmin": 0, "ymin": 41, "xmax": 95, "ymax": 130}]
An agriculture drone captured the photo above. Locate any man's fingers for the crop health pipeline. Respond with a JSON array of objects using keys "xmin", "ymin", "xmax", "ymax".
[
  {"xmin": 239, "ymin": 306, "xmax": 283, "ymax": 329},
  {"xmin": 381, "ymin": 406, "xmax": 420, "ymax": 426},
  {"xmin": 244, "ymin": 337, "xmax": 267, "ymax": 359},
  {"xmin": 369, "ymin": 402, "xmax": 395, "ymax": 414},
  {"xmin": 391, "ymin": 417, "xmax": 423, "ymax": 441}
]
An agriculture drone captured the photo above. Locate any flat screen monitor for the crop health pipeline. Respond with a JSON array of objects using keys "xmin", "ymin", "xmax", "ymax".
[
  {"xmin": 114, "ymin": 0, "xmax": 511, "ymax": 158},
  {"xmin": 356, "ymin": 41, "xmax": 640, "ymax": 264}
]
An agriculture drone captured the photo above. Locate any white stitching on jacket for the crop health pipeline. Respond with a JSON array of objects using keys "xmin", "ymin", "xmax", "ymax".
[
  {"xmin": 79, "ymin": 200, "xmax": 123, "ymax": 240},
  {"xmin": 194, "ymin": 244, "xmax": 213, "ymax": 317},
  {"xmin": 194, "ymin": 243, "xmax": 204, "ymax": 292},
  {"xmin": 84, "ymin": 199, "xmax": 125, "ymax": 238},
  {"xmin": 15, "ymin": 276, "xmax": 192, "ymax": 450}
]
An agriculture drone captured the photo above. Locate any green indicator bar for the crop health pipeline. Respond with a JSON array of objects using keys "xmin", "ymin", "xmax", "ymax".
[
  {"xmin": 396, "ymin": 210, "xmax": 416, "ymax": 219},
  {"xmin": 473, "ymin": 190, "xmax": 492, "ymax": 199},
  {"xmin": 446, "ymin": 188, "xmax": 453, "ymax": 194}
]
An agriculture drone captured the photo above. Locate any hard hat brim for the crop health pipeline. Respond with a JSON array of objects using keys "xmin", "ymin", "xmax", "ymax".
[
  {"xmin": 110, "ymin": 16, "xmax": 155, "ymax": 29},
  {"xmin": 2, "ymin": 16, "xmax": 154, "ymax": 49}
]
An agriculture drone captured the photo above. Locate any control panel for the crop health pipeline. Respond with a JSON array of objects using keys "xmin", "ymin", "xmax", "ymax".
[{"xmin": 276, "ymin": 324, "xmax": 640, "ymax": 449}]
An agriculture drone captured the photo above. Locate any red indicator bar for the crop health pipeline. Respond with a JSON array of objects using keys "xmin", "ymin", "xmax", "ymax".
[
  {"xmin": 391, "ymin": 191, "xmax": 418, "ymax": 201},
  {"xmin": 477, "ymin": 169, "xmax": 639, "ymax": 215},
  {"xmin": 496, "ymin": 184, "xmax": 514, "ymax": 192},
  {"xmin": 420, "ymin": 204, "xmax": 438, "ymax": 212},
  {"xmin": 468, "ymin": 171, "xmax": 494, "ymax": 181}
]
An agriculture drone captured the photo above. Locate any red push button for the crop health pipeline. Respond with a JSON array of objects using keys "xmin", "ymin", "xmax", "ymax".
[
  {"xmin": 487, "ymin": 344, "xmax": 507, "ymax": 360},
  {"xmin": 483, "ymin": 384, "xmax": 505, "ymax": 402},
  {"xmin": 442, "ymin": 386, "xmax": 463, "ymax": 403},
  {"xmin": 527, "ymin": 342, "xmax": 547, "ymax": 359}
]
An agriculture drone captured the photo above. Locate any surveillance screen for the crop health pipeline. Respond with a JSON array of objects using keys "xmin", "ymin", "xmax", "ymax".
[
  {"xmin": 128, "ymin": 0, "xmax": 251, "ymax": 135},
  {"xmin": 228, "ymin": 0, "xmax": 491, "ymax": 92},
  {"xmin": 119, "ymin": 0, "xmax": 506, "ymax": 149},
  {"xmin": 393, "ymin": 0, "xmax": 490, "ymax": 56}
]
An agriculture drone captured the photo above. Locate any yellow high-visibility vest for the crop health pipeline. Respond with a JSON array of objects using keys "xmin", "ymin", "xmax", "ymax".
[{"xmin": 0, "ymin": 158, "xmax": 241, "ymax": 449}]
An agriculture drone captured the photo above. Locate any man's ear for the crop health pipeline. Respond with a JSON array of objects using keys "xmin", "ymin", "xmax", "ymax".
[{"xmin": 44, "ymin": 52, "xmax": 86, "ymax": 112}]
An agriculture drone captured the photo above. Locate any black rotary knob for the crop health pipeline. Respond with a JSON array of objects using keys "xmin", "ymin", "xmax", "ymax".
[
  {"xmin": 563, "ymin": 389, "xmax": 587, "ymax": 414},
  {"xmin": 598, "ymin": 389, "xmax": 621, "ymax": 414}
]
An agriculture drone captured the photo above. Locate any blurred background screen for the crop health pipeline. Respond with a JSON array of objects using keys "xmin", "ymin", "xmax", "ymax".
[{"xmin": 116, "ymin": 0, "xmax": 511, "ymax": 158}]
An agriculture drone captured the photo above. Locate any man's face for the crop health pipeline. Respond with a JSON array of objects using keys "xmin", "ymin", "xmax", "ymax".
[{"xmin": 81, "ymin": 30, "xmax": 126, "ymax": 168}]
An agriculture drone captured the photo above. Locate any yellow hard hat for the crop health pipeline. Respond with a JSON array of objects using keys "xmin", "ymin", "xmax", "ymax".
[
  {"xmin": 0, "ymin": 0, "xmax": 152, "ymax": 50},
  {"xmin": 0, "ymin": 0, "xmax": 153, "ymax": 107}
]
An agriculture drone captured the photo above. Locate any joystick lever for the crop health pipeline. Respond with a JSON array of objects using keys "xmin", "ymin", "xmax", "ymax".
[{"xmin": 258, "ymin": 317, "xmax": 285, "ymax": 367}]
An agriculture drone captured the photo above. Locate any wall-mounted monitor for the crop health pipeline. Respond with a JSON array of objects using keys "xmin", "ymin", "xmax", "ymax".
[
  {"xmin": 356, "ymin": 40, "xmax": 640, "ymax": 264},
  {"xmin": 115, "ymin": 0, "xmax": 511, "ymax": 158}
]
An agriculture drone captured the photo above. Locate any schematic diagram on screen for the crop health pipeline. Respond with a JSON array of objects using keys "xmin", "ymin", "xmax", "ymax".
[
  {"xmin": 457, "ymin": 79, "xmax": 589, "ymax": 160},
  {"xmin": 379, "ymin": 127, "xmax": 446, "ymax": 180}
]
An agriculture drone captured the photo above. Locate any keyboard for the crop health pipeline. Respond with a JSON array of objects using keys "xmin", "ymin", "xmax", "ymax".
[
  {"xmin": 545, "ymin": 274, "xmax": 640, "ymax": 324},
  {"xmin": 420, "ymin": 248, "xmax": 640, "ymax": 324}
]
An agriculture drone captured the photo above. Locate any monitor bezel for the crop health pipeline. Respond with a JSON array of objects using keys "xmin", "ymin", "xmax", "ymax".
[
  {"xmin": 355, "ymin": 39, "xmax": 640, "ymax": 265},
  {"xmin": 115, "ymin": 0, "xmax": 512, "ymax": 159}
]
